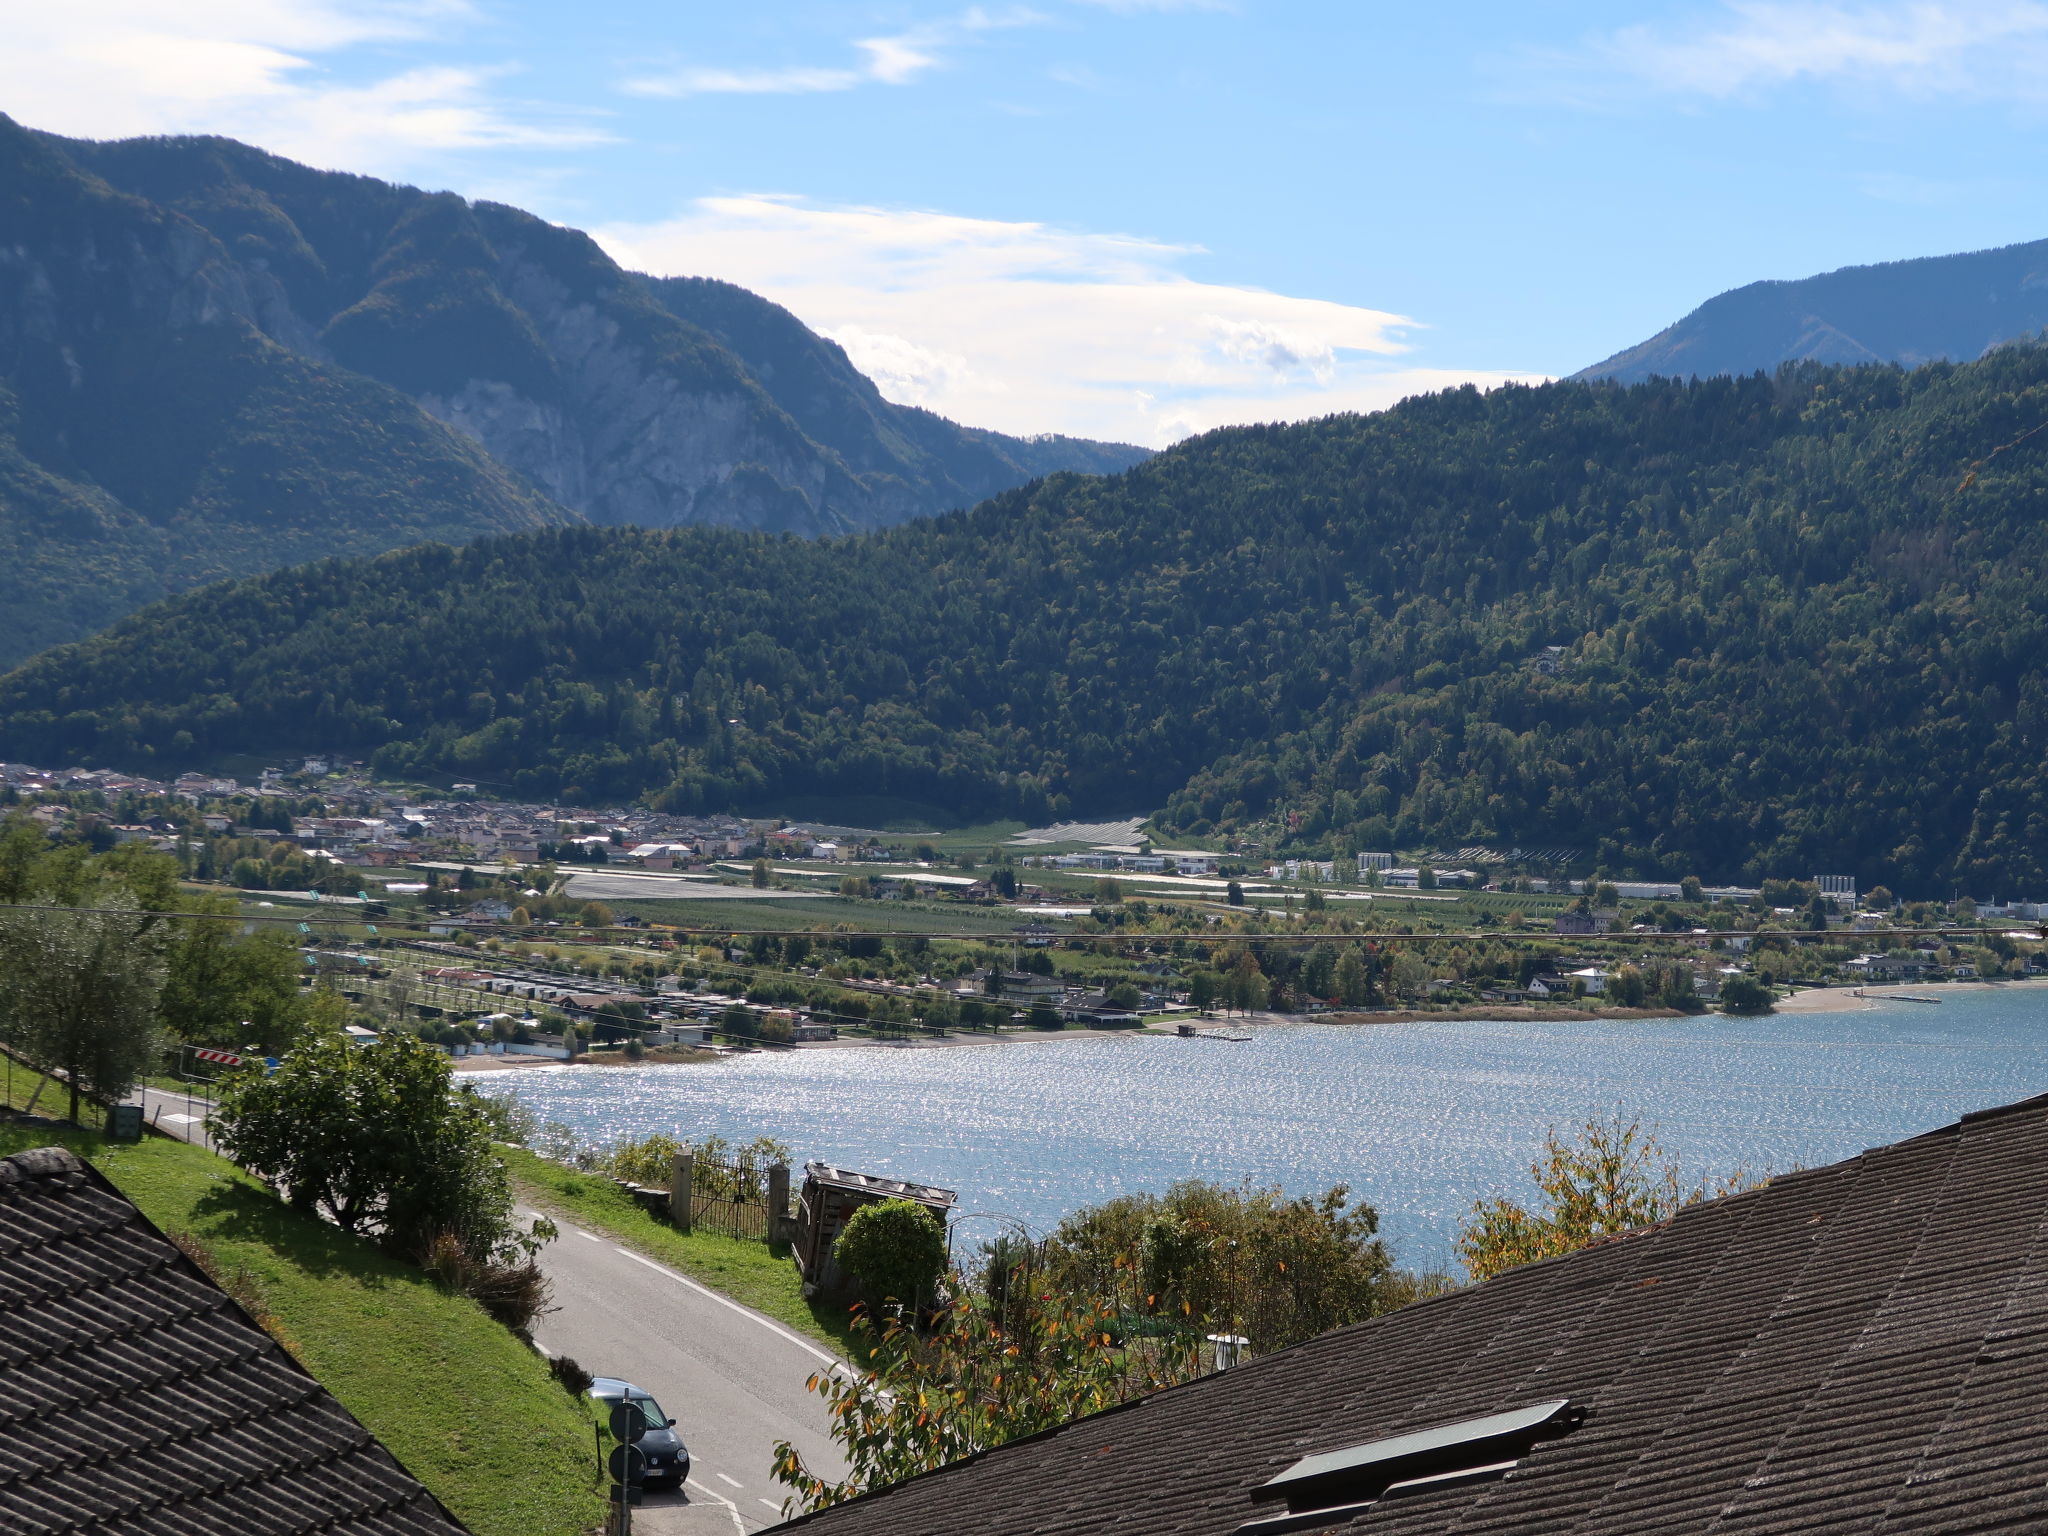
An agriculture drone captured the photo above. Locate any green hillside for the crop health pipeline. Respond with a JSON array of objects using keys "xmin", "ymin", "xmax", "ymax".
[{"xmin": 9, "ymin": 348, "xmax": 2048, "ymax": 891}]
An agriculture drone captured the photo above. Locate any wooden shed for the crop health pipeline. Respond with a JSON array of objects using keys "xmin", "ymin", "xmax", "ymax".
[{"xmin": 793, "ymin": 1161, "xmax": 957, "ymax": 1297}]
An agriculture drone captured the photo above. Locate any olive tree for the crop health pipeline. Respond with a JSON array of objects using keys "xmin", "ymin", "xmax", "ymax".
[{"xmin": 0, "ymin": 896, "xmax": 166, "ymax": 1123}]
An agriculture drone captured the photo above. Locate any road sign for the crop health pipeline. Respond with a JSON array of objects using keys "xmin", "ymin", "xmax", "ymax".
[
  {"xmin": 607, "ymin": 1445, "xmax": 646, "ymax": 1488},
  {"xmin": 106, "ymin": 1105, "xmax": 144, "ymax": 1144},
  {"xmin": 607, "ymin": 1401, "xmax": 648, "ymax": 1443},
  {"xmin": 193, "ymin": 1048, "xmax": 243, "ymax": 1066}
]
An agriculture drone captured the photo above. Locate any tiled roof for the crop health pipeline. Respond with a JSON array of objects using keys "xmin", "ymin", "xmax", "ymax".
[
  {"xmin": 779, "ymin": 1092, "xmax": 2048, "ymax": 1536},
  {"xmin": 0, "ymin": 1146, "xmax": 470, "ymax": 1535}
]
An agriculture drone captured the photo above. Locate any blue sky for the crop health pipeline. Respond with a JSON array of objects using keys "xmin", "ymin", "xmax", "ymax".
[{"xmin": 10, "ymin": 2, "xmax": 2048, "ymax": 445}]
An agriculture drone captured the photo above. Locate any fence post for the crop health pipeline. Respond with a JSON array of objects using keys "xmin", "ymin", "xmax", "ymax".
[
  {"xmin": 766, "ymin": 1162, "xmax": 792, "ymax": 1245},
  {"xmin": 669, "ymin": 1148, "xmax": 695, "ymax": 1232}
]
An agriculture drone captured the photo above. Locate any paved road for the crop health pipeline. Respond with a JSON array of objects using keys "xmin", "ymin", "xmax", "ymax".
[
  {"xmin": 133, "ymin": 1083, "xmax": 222, "ymax": 1150},
  {"xmin": 129, "ymin": 1087, "xmax": 842, "ymax": 1534},
  {"xmin": 521, "ymin": 1202, "xmax": 845, "ymax": 1534}
]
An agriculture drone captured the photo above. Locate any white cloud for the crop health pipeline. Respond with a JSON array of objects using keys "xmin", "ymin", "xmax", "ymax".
[
  {"xmin": 1546, "ymin": 1, "xmax": 2048, "ymax": 103},
  {"xmin": 626, "ymin": 8, "xmax": 1041, "ymax": 98},
  {"xmin": 0, "ymin": 0, "xmax": 602, "ymax": 177},
  {"xmin": 598, "ymin": 195, "xmax": 1541, "ymax": 447}
]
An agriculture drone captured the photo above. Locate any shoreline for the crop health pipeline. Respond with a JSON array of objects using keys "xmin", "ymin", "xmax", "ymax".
[
  {"xmin": 1776, "ymin": 976, "xmax": 2048, "ymax": 1014},
  {"xmin": 450, "ymin": 977, "xmax": 2048, "ymax": 1075}
]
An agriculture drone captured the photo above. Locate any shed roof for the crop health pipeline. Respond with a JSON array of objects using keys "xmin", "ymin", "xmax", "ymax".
[
  {"xmin": 802, "ymin": 1162, "xmax": 957, "ymax": 1209},
  {"xmin": 0, "ymin": 1145, "xmax": 471, "ymax": 1535},
  {"xmin": 777, "ymin": 1091, "xmax": 2048, "ymax": 1536}
]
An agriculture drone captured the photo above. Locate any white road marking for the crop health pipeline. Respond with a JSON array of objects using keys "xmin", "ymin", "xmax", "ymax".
[
  {"xmin": 577, "ymin": 1229, "xmax": 604, "ymax": 1242},
  {"xmin": 685, "ymin": 1477, "xmax": 747, "ymax": 1534},
  {"xmin": 716, "ymin": 1473, "xmax": 742, "ymax": 1488},
  {"xmin": 159, "ymin": 1114, "xmax": 200, "ymax": 1125},
  {"xmin": 759, "ymin": 1498, "xmax": 782, "ymax": 1512},
  {"xmin": 609, "ymin": 1246, "xmax": 838, "ymax": 1367}
]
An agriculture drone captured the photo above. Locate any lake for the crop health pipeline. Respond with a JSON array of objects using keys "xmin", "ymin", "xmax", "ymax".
[{"xmin": 472, "ymin": 988, "xmax": 2048, "ymax": 1270}]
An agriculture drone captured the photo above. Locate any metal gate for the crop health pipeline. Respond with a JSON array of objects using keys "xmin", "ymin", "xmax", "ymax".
[{"xmin": 688, "ymin": 1150, "xmax": 782, "ymax": 1239}]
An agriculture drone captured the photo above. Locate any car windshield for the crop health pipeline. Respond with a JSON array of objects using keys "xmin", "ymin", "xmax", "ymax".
[{"xmin": 632, "ymin": 1395, "xmax": 670, "ymax": 1433}]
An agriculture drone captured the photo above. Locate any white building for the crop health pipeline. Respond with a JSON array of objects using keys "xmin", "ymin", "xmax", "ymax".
[{"xmin": 1814, "ymin": 874, "xmax": 1857, "ymax": 907}]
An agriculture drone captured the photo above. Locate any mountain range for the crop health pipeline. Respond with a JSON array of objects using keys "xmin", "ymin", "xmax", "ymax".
[
  {"xmin": 0, "ymin": 115, "xmax": 1143, "ymax": 666},
  {"xmin": 1579, "ymin": 237, "xmax": 2048, "ymax": 384},
  {"xmin": 11, "ymin": 345, "xmax": 2048, "ymax": 893}
]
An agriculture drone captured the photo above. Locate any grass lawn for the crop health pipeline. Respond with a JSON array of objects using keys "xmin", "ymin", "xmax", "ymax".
[
  {"xmin": 502, "ymin": 1144, "xmax": 860, "ymax": 1355},
  {"xmin": 0, "ymin": 1121, "xmax": 607, "ymax": 1536}
]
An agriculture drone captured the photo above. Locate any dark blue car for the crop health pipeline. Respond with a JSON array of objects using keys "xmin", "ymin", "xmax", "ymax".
[{"xmin": 589, "ymin": 1376, "xmax": 691, "ymax": 1489}]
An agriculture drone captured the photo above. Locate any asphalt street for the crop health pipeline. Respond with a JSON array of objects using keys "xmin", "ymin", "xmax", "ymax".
[
  {"xmin": 522, "ymin": 1203, "xmax": 847, "ymax": 1535},
  {"xmin": 127, "ymin": 1086, "xmax": 843, "ymax": 1535}
]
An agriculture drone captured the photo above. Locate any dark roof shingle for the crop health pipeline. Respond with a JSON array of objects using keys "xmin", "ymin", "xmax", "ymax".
[
  {"xmin": 781, "ymin": 1093, "xmax": 2048, "ymax": 1536},
  {"xmin": 0, "ymin": 1145, "xmax": 470, "ymax": 1535}
]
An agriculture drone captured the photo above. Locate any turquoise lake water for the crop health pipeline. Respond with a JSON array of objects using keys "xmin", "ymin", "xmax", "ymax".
[{"xmin": 474, "ymin": 987, "xmax": 2048, "ymax": 1269}]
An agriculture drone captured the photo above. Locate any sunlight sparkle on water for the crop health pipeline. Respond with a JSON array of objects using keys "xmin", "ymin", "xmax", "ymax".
[{"xmin": 477, "ymin": 991, "xmax": 2048, "ymax": 1268}]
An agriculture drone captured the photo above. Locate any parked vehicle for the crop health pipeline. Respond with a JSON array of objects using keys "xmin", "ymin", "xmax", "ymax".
[{"xmin": 588, "ymin": 1377, "xmax": 690, "ymax": 1488}]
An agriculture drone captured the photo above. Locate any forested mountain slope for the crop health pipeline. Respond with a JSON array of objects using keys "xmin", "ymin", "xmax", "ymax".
[
  {"xmin": 10, "ymin": 349, "xmax": 2048, "ymax": 892},
  {"xmin": 0, "ymin": 116, "xmax": 571, "ymax": 666},
  {"xmin": 1579, "ymin": 236, "xmax": 2048, "ymax": 384},
  {"xmin": 0, "ymin": 115, "xmax": 1143, "ymax": 664}
]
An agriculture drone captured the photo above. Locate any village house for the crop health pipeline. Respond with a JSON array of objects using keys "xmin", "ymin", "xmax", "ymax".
[{"xmin": 962, "ymin": 968, "xmax": 1065, "ymax": 1004}]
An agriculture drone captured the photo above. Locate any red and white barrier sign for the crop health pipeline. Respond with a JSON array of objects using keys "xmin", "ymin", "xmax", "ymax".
[{"xmin": 193, "ymin": 1048, "xmax": 243, "ymax": 1066}]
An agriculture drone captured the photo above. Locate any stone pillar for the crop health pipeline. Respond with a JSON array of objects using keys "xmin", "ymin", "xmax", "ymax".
[
  {"xmin": 670, "ymin": 1148, "xmax": 695, "ymax": 1231},
  {"xmin": 766, "ymin": 1163, "xmax": 793, "ymax": 1244}
]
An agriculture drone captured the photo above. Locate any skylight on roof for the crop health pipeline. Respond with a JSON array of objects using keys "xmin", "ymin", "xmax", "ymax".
[{"xmin": 1237, "ymin": 1399, "xmax": 1584, "ymax": 1535}]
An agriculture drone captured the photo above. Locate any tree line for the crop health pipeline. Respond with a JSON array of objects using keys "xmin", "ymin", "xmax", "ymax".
[{"xmin": 17, "ymin": 348, "xmax": 2048, "ymax": 889}]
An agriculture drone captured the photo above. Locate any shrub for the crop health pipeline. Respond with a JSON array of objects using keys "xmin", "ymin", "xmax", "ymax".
[
  {"xmin": 548, "ymin": 1353, "xmax": 594, "ymax": 1396},
  {"xmin": 834, "ymin": 1199, "xmax": 947, "ymax": 1308}
]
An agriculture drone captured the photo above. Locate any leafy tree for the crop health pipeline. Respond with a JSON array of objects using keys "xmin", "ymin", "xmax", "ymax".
[
  {"xmin": 211, "ymin": 1033, "xmax": 550, "ymax": 1271},
  {"xmin": 578, "ymin": 901, "xmax": 613, "ymax": 928},
  {"xmin": 1607, "ymin": 964, "xmax": 1648, "ymax": 1007},
  {"xmin": 158, "ymin": 907, "xmax": 313, "ymax": 1053},
  {"xmin": 1333, "ymin": 949, "xmax": 1371, "ymax": 1006},
  {"xmin": 1300, "ymin": 943, "xmax": 1337, "ymax": 999},
  {"xmin": 1457, "ymin": 1116, "xmax": 1761, "ymax": 1282},
  {"xmin": 1226, "ymin": 881, "xmax": 1245, "ymax": 907},
  {"xmin": 1093, "ymin": 877, "xmax": 1124, "ymax": 905},
  {"xmin": 1187, "ymin": 969, "xmax": 1221, "ymax": 1014},
  {"xmin": 752, "ymin": 858, "xmax": 771, "ymax": 888},
  {"xmin": 1106, "ymin": 981, "xmax": 1140, "ymax": 1010},
  {"xmin": 1025, "ymin": 1002, "xmax": 1064, "ymax": 1030},
  {"xmin": 1387, "ymin": 949, "xmax": 1428, "ymax": 1002},
  {"xmin": 1718, "ymin": 974, "xmax": 1775, "ymax": 1014},
  {"xmin": 774, "ymin": 1277, "xmax": 1198, "ymax": 1516},
  {"xmin": 1223, "ymin": 952, "xmax": 1268, "ymax": 1014},
  {"xmin": 0, "ymin": 895, "xmax": 166, "ymax": 1123},
  {"xmin": 834, "ymin": 1198, "xmax": 948, "ymax": 1309},
  {"xmin": 1680, "ymin": 875, "xmax": 1705, "ymax": 903}
]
